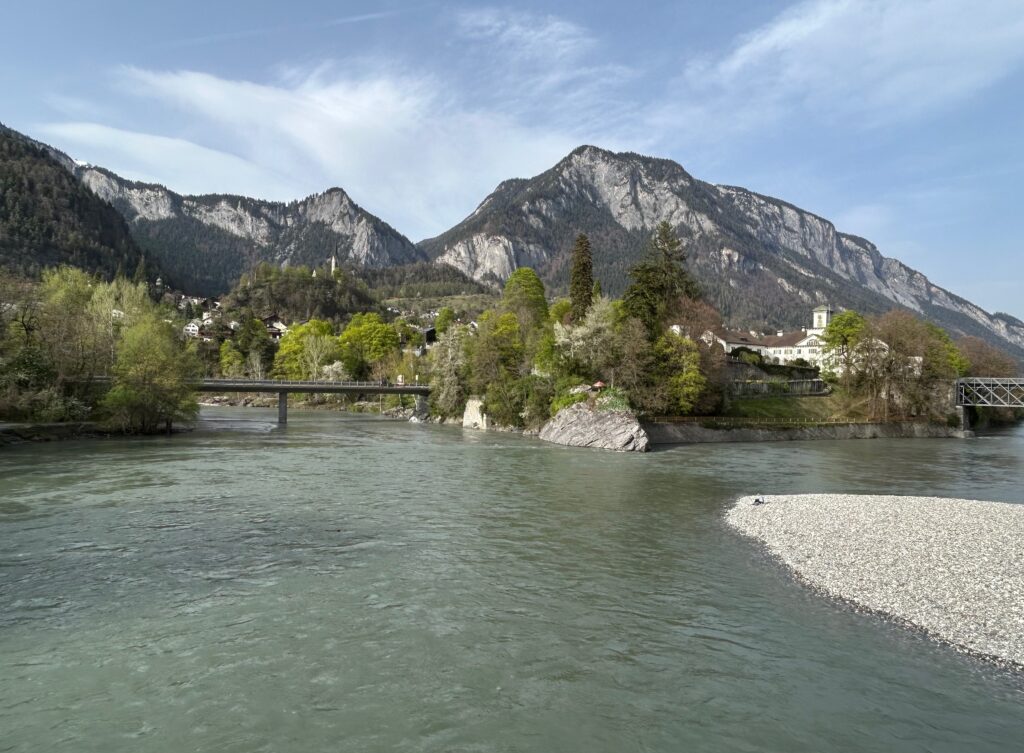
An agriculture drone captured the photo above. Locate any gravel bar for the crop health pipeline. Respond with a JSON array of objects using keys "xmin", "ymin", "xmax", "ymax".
[{"xmin": 727, "ymin": 494, "xmax": 1024, "ymax": 668}]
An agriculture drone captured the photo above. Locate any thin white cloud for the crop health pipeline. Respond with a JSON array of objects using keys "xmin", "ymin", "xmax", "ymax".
[
  {"xmin": 69, "ymin": 64, "xmax": 581, "ymax": 239},
  {"xmin": 325, "ymin": 11, "xmax": 399, "ymax": 28},
  {"xmin": 445, "ymin": 6, "xmax": 639, "ymax": 148},
  {"xmin": 657, "ymin": 0, "xmax": 1024, "ymax": 143},
  {"xmin": 45, "ymin": 7, "xmax": 639, "ymax": 239},
  {"xmin": 37, "ymin": 122, "xmax": 304, "ymax": 199},
  {"xmin": 832, "ymin": 202, "xmax": 894, "ymax": 239},
  {"xmin": 455, "ymin": 7, "xmax": 595, "ymax": 65},
  {"xmin": 160, "ymin": 11, "xmax": 399, "ymax": 49}
]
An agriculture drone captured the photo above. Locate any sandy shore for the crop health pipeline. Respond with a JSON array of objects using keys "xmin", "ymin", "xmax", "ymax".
[{"xmin": 727, "ymin": 494, "xmax": 1024, "ymax": 668}]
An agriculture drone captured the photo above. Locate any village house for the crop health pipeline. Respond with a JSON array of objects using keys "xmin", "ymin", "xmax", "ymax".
[
  {"xmin": 699, "ymin": 305, "xmax": 837, "ymax": 370},
  {"xmin": 261, "ymin": 314, "xmax": 289, "ymax": 340}
]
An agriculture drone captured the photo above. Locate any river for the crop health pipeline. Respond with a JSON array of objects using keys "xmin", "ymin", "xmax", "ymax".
[{"xmin": 1, "ymin": 408, "xmax": 1022, "ymax": 752}]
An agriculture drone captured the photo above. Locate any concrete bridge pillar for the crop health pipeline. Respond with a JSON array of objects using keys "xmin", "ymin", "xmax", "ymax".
[
  {"xmin": 278, "ymin": 392, "xmax": 288, "ymax": 425},
  {"xmin": 414, "ymin": 395, "xmax": 429, "ymax": 420},
  {"xmin": 958, "ymin": 405, "xmax": 975, "ymax": 438}
]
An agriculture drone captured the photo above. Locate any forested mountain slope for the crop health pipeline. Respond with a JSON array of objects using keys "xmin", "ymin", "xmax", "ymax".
[{"xmin": 0, "ymin": 124, "xmax": 149, "ymax": 281}]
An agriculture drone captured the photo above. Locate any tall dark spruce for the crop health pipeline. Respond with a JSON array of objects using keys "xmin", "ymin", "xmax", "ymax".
[{"xmin": 569, "ymin": 233, "xmax": 594, "ymax": 323}]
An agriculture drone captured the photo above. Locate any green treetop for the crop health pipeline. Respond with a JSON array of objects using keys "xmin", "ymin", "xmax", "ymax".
[
  {"xmin": 338, "ymin": 313, "xmax": 401, "ymax": 380},
  {"xmin": 271, "ymin": 319, "xmax": 338, "ymax": 380},
  {"xmin": 435, "ymin": 306, "xmax": 456, "ymax": 335},
  {"xmin": 101, "ymin": 315, "xmax": 201, "ymax": 433},
  {"xmin": 821, "ymin": 309, "xmax": 867, "ymax": 380},
  {"xmin": 501, "ymin": 268, "xmax": 548, "ymax": 332}
]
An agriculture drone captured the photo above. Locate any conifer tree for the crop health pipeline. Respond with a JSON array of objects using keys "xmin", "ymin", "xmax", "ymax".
[
  {"xmin": 621, "ymin": 221, "xmax": 700, "ymax": 339},
  {"xmin": 569, "ymin": 234, "xmax": 594, "ymax": 323}
]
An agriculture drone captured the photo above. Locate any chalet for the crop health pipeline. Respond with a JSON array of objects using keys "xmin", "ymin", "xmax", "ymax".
[
  {"xmin": 183, "ymin": 320, "xmax": 201, "ymax": 338},
  {"xmin": 261, "ymin": 315, "xmax": 289, "ymax": 340}
]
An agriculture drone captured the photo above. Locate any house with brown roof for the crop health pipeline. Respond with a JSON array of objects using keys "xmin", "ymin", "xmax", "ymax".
[{"xmin": 699, "ymin": 305, "xmax": 838, "ymax": 370}]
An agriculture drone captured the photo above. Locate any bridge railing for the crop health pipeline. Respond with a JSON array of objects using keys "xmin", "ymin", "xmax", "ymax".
[
  {"xmin": 955, "ymin": 377, "xmax": 1024, "ymax": 408},
  {"xmin": 200, "ymin": 378, "xmax": 425, "ymax": 388}
]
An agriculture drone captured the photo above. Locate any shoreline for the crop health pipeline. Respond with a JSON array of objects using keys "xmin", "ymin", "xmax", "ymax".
[
  {"xmin": 644, "ymin": 420, "xmax": 966, "ymax": 445},
  {"xmin": 726, "ymin": 494, "xmax": 1024, "ymax": 670}
]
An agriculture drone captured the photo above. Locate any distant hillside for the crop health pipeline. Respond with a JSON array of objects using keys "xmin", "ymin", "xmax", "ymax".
[
  {"xmin": 221, "ymin": 262, "xmax": 378, "ymax": 323},
  {"xmin": 358, "ymin": 262, "xmax": 491, "ymax": 299},
  {"xmin": 0, "ymin": 124, "xmax": 149, "ymax": 280},
  {"xmin": 419, "ymin": 145, "xmax": 1024, "ymax": 358},
  {"xmin": 76, "ymin": 167, "xmax": 425, "ymax": 297}
]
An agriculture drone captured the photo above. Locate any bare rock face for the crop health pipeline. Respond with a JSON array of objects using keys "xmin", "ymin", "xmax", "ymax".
[
  {"xmin": 419, "ymin": 145, "xmax": 1024, "ymax": 359},
  {"xmin": 461, "ymin": 397, "xmax": 490, "ymax": 431},
  {"xmin": 74, "ymin": 168, "xmax": 423, "ymax": 296},
  {"xmin": 539, "ymin": 403, "xmax": 649, "ymax": 452}
]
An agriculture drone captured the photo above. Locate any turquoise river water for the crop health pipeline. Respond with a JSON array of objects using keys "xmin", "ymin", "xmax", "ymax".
[{"xmin": 1, "ymin": 408, "xmax": 1023, "ymax": 752}]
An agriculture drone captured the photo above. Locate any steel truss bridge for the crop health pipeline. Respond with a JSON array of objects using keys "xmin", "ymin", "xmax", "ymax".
[{"xmin": 955, "ymin": 378, "xmax": 1024, "ymax": 408}]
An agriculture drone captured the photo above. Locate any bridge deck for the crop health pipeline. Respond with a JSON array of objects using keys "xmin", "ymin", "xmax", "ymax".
[
  {"xmin": 955, "ymin": 377, "xmax": 1024, "ymax": 408},
  {"xmin": 196, "ymin": 378, "xmax": 430, "ymax": 395}
]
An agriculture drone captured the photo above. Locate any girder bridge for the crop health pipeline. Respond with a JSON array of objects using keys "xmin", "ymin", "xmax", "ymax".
[{"xmin": 197, "ymin": 378, "xmax": 430, "ymax": 424}]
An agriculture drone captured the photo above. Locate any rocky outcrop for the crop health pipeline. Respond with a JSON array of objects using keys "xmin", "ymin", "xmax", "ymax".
[
  {"xmin": 461, "ymin": 397, "xmax": 490, "ymax": 431},
  {"xmin": 539, "ymin": 403, "xmax": 649, "ymax": 452}
]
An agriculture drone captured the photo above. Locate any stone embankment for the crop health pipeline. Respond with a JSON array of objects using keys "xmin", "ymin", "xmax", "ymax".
[
  {"xmin": 727, "ymin": 494, "xmax": 1024, "ymax": 668},
  {"xmin": 644, "ymin": 421, "xmax": 962, "ymax": 445},
  {"xmin": 539, "ymin": 403, "xmax": 649, "ymax": 452}
]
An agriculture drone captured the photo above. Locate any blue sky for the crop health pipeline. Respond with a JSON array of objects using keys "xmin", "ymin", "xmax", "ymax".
[{"xmin": 2, "ymin": 0, "xmax": 1023, "ymax": 316}]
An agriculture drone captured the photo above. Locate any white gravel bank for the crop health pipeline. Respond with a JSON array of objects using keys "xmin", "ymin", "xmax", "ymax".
[{"xmin": 727, "ymin": 494, "xmax": 1024, "ymax": 668}]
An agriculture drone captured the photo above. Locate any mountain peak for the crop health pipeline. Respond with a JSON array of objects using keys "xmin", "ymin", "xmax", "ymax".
[{"xmin": 419, "ymin": 148, "xmax": 1023, "ymax": 358}]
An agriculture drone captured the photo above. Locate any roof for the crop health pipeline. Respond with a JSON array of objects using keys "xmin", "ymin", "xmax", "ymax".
[
  {"xmin": 709, "ymin": 327, "xmax": 771, "ymax": 348},
  {"xmin": 762, "ymin": 331, "xmax": 808, "ymax": 348}
]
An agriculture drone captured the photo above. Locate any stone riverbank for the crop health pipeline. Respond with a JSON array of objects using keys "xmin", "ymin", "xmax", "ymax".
[{"xmin": 727, "ymin": 494, "xmax": 1024, "ymax": 669}]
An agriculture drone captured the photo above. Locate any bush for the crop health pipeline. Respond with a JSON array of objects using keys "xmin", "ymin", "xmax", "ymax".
[
  {"xmin": 595, "ymin": 386, "xmax": 630, "ymax": 411},
  {"xmin": 551, "ymin": 389, "xmax": 588, "ymax": 415},
  {"xmin": 731, "ymin": 347, "xmax": 763, "ymax": 365}
]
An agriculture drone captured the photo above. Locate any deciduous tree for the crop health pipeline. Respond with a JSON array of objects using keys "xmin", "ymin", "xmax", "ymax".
[{"xmin": 102, "ymin": 315, "xmax": 200, "ymax": 433}]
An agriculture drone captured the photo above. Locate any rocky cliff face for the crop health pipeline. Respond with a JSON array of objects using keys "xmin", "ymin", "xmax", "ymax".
[
  {"xmin": 420, "ymin": 146, "xmax": 1024, "ymax": 358},
  {"xmin": 75, "ymin": 168, "xmax": 424, "ymax": 296}
]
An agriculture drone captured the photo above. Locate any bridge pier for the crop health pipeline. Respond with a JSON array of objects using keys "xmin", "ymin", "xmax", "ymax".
[{"xmin": 278, "ymin": 392, "xmax": 288, "ymax": 425}]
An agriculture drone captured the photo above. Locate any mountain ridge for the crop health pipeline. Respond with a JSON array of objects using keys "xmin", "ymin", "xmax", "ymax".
[
  {"xmin": 3, "ymin": 124, "xmax": 1020, "ymax": 358},
  {"xmin": 418, "ymin": 144, "xmax": 1024, "ymax": 358},
  {"xmin": 74, "ymin": 164, "xmax": 425, "ymax": 296}
]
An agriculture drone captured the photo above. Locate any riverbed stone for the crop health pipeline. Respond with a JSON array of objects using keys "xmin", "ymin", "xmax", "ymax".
[
  {"xmin": 727, "ymin": 494, "xmax": 1024, "ymax": 668},
  {"xmin": 539, "ymin": 403, "xmax": 649, "ymax": 452}
]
